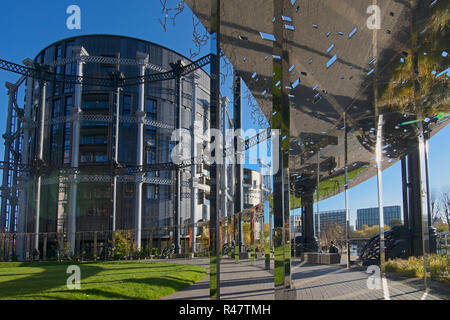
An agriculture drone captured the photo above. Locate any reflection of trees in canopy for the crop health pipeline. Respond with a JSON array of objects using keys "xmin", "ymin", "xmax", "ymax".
[
  {"xmin": 378, "ymin": 2, "xmax": 449, "ymax": 118},
  {"xmin": 352, "ymin": 4, "xmax": 449, "ymax": 162},
  {"xmin": 288, "ymin": 166, "xmax": 368, "ymax": 208}
]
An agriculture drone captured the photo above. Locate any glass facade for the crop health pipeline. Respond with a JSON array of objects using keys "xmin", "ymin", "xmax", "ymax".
[
  {"xmin": 314, "ymin": 210, "xmax": 346, "ymax": 235},
  {"xmin": 27, "ymin": 35, "xmax": 211, "ymax": 234},
  {"xmin": 356, "ymin": 206, "xmax": 402, "ymax": 230}
]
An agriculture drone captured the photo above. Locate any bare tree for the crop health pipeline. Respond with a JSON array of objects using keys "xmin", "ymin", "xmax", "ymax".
[
  {"xmin": 158, "ymin": 1, "xmax": 269, "ymax": 129},
  {"xmin": 158, "ymin": 0, "xmax": 186, "ymax": 32},
  {"xmin": 189, "ymin": 14, "xmax": 210, "ymax": 59},
  {"xmin": 430, "ymin": 189, "xmax": 441, "ymax": 224},
  {"xmin": 159, "ymin": 0, "xmax": 211, "ymax": 60},
  {"xmin": 320, "ymin": 223, "xmax": 346, "ymax": 252},
  {"xmin": 440, "ymin": 187, "xmax": 450, "ymax": 227},
  {"xmin": 243, "ymin": 86, "xmax": 269, "ymax": 128}
]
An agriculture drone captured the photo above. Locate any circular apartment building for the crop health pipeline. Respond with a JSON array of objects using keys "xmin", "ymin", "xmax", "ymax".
[{"xmin": 19, "ymin": 35, "xmax": 211, "ymax": 255}]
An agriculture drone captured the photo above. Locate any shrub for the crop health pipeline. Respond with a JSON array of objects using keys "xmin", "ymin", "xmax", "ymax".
[{"xmin": 386, "ymin": 254, "xmax": 450, "ymax": 285}]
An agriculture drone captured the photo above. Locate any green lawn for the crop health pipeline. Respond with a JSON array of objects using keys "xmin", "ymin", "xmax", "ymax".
[{"xmin": 0, "ymin": 261, "xmax": 206, "ymax": 300}]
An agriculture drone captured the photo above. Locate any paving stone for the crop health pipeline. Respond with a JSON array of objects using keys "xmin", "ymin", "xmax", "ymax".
[{"xmin": 159, "ymin": 257, "xmax": 446, "ymax": 300}]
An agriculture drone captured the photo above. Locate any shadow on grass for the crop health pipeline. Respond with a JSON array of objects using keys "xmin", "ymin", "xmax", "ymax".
[
  {"xmin": 120, "ymin": 275, "xmax": 204, "ymax": 300},
  {"xmin": 0, "ymin": 261, "xmax": 206, "ymax": 300},
  {"xmin": 0, "ymin": 263, "xmax": 103, "ymax": 299}
]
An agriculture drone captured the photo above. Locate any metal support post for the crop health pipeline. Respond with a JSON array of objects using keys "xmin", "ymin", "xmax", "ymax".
[
  {"xmin": 1, "ymin": 83, "xmax": 15, "ymax": 231},
  {"xmin": 209, "ymin": 0, "xmax": 221, "ymax": 299},
  {"xmin": 68, "ymin": 46, "xmax": 88, "ymax": 257},
  {"xmin": 410, "ymin": 0, "xmax": 431, "ymax": 292},
  {"xmin": 190, "ymin": 75, "xmax": 199, "ymax": 255},
  {"xmin": 251, "ymin": 211, "xmax": 255, "ymax": 264},
  {"xmin": 17, "ymin": 60, "xmax": 34, "ymax": 260},
  {"xmin": 33, "ymin": 77, "xmax": 48, "ymax": 253},
  {"xmin": 375, "ymin": 114, "xmax": 390, "ymax": 300},
  {"xmin": 174, "ymin": 66, "xmax": 182, "ymax": 255},
  {"xmin": 135, "ymin": 52, "xmax": 148, "ymax": 252},
  {"xmin": 264, "ymin": 200, "xmax": 271, "ymax": 270},
  {"xmin": 221, "ymin": 97, "xmax": 229, "ymax": 220},
  {"xmin": 273, "ymin": 0, "xmax": 293, "ymax": 299},
  {"xmin": 112, "ymin": 73, "xmax": 123, "ymax": 232},
  {"xmin": 401, "ymin": 157, "xmax": 409, "ymax": 228},
  {"xmin": 316, "ymin": 151, "xmax": 321, "ymax": 240},
  {"xmin": 417, "ymin": 122, "xmax": 431, "ymax": 292},
  {"xmin": 344, "ymin": 113, "xmax": 350, "ymax": 269},
  {"xmin": 233, "ymin": 73, "xmax": 244, "ymax": 260}
]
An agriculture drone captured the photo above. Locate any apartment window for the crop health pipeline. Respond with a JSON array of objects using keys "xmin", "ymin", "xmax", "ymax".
[
  {"xmin": 80, "ymin": 135, "xmax": 108, "ymax": 145},
  {"xmin": 146, "ymin": 185, "xmax": 159, "ymax": 200},
  {"xmin": 145, "ymin": 148, "xmax": 156, "ymax": 165},
  {"xmin": 64, "ymin": 96, "xmax": 72, "ymax": 164},
  {"xmin": 95, "ymin": 152, "xmax": 107, "ymax": 162},
  {"xmin": 123, "ymin": 95, "xmax": 131, "ymax": 116},
  {"xmin": 122, "ymin": 95, "xmax": 132, "ymax": 127},
  {"xmin": 124, "ymin": 183, "xmax": 134, "ymax": 198},
  {"xmin": 80, "ymin": 153, "xmax": 93, "ymax": 163},
  {"xmin": 81, "ymin": 121, "xmax": 108, "ymax": 128},
  {"xmin": 64, "ymin": 41, "xmax": 76, "ymax": 93},
  {"xmin": 54, "ymin": 45, "xmax": 63, "ymax": 95},
  {"xmin": 198, "ymin": 190, "xmax": 204, "ymax": 205},
  {"xmin": 145, "ymin": 98, "xmax": 157, "ymax": 119},
  {"xmin": 80, "ymin": 152, "xmax": 107, "ymax": 163},
  {"xmin": 50, "ymin": 99, "xmax": 62, "ymax": 165},
  {"xmin": 82, "ymin": 95, "xmax": 109, "ymax": 110}
]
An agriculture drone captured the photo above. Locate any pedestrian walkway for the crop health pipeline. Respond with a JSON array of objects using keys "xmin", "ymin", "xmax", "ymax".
[
  {"xmin": 161, "ymin": 258, "xmax": 274, "ymax": 300},
  {"xmin": 160, "ymin": 257, "xmax": 447, "ymax": 300},
  {"xmin": 291, "ymin": 261, "xmax": 443, "ymax": 300}
]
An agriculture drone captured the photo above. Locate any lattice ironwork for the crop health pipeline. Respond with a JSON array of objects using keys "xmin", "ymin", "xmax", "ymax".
[
  {"xmin": 25, "ymin": 114, "xmax": 173, "ymax": 130},
  {"xmin": 47, "ymin": 55, "xmax": 168, "ymax": 73},
  {"xmin": 244, "ymin": 127, "xmax": 272, "ymax": 150},
  {"xmin": 0, "ymin": 59, "xmax": 32, "ymax": 77},
  {"xmin": 0, "ymin": 53, "xmax": 213, "ymax": 88},
  {"xmin": 359, "ymin": 226, "xmax": 411, "ymax": 266},
  {"xmin": 142, "ymin": 176, "xmax": 173, "ymax": 185},
  {"xmin": 41, "ymin": 174, "xmax": 174, "ymax": 186},
  {"xmin": 0, "ymin": 125, "xmax": 271, "ymax": 179}
]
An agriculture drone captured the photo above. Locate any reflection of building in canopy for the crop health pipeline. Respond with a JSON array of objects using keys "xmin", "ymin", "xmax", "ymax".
[
  {"xmin": 184, "ymin": 0, "xmax": 448, "ymax": 295},
  {"xmin": 356, "ymin": 206, "xmax": 401, "ymax": 230}
]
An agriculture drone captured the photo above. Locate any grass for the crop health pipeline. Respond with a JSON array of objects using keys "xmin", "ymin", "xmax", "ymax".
[
  {"xmin": 0, "ymin": 261, "xmax": 206, "ymax": 300},
  {"xmin": 385, "ymin": 254, "xmax": 450, "ymax": 285}
]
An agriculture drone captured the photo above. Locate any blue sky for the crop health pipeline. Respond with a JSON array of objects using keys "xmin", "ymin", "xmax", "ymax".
[{"xmin": 0, "ymin": 1, "xmax": 448, "ymax": 228}]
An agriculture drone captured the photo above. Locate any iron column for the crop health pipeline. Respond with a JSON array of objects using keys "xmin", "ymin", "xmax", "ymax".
[
  {"xmin": 33, "ymin": 76, "xmax": 48, "ymax": 252},
  {"xmin": 135, "ymin": 52, "xmax": 149, "ymax": 251},
  {"xmin": 0, "ymin": 83, "xmax": 16, "ymax": 232},
  {"xmin": 209, "ymin": 0, "xmax": 221, "ymax": 299},
  {"xmin": 17, "ymin": 60, "xmax": 34, "ymax": 260},
  {"xmin": 68, "ymin": 46, "xmax": 88, "ymax": 256},
  {"xmin": 190, "ymin": 74, "xmax": 200, "ymax": 255},
  {"xmin": 233, "ymin": 73, "xmax": 244, "ymax": 260},
  {"xmin": 273, "ymin": 0, "xmax": 293, "ymax": 299}
]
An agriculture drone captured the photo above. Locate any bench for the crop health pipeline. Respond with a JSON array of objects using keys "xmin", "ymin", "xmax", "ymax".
[{"xmin": 301, "ymin": 252, "xmax": 341, "ymax": 264}]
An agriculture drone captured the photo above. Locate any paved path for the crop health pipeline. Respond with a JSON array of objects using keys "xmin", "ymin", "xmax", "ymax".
[
  {"xmin": 160, "ymin": 257, "xmax": 448, "ymax": 300},
  {"xmin": 161, "ymin": 258, "xmax": 274, "ymax": 300}
]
